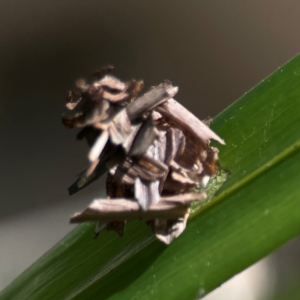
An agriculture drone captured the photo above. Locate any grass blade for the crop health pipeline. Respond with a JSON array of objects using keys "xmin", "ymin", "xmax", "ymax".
[{"xmin": 2, "ymin": 54, "xmax": 300, "ymax": 300}]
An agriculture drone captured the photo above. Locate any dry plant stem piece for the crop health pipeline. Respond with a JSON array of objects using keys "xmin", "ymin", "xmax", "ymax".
[
  {"xmin": 70, "ymin": 192, "xmax": 206, "ymax": 223},
  {"xmin": 88, "ymin": 131, "xmax": 109, "ymax": 162},
  {"xmin": 63, "ymin": 66, "xmax": 224, "ymax": 244},
  {"xmin": 134, "ymin": 178, "xmax": 160, "ymax": 211},
  {"xmin": 128, "ymin": 115, "xmax": 158, "ymax": 157},
  {"xmin": 126, "ymin": 82, "xmax": 178, "ymax": 120},
  {"xmin": 70, "ymin": 201, "xmax": 189, "ymax": 222},
  {"xmin": 93, "ymin": 65, "xmax": 114, "ymax": 78},
  {"xmin": 156, "ymin": 98, "xmax": 225, "ymax": 145}
]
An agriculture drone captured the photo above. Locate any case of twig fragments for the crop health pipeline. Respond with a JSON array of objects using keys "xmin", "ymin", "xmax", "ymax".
[{"xmin": 62, "ymin": 66, "xmax": 225, "ymax": 244}]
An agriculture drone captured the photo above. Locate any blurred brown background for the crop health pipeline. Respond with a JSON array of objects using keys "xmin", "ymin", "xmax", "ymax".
[{"xmin": 1, "ymin": 0, "xmax": 300, "ymax": 298}]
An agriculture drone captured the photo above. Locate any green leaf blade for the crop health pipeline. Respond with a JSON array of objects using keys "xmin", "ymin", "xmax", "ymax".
[
  {"xmin": 72, "ymin": 148, "xmax": 300, "ymax": 300},
  {"xmin": 214, "ymin": 56, "xmax": 300, "ymax": 188},
  {"xmin": 2, "ymin": 54, "xmax": 300, "ymax": 300}
]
